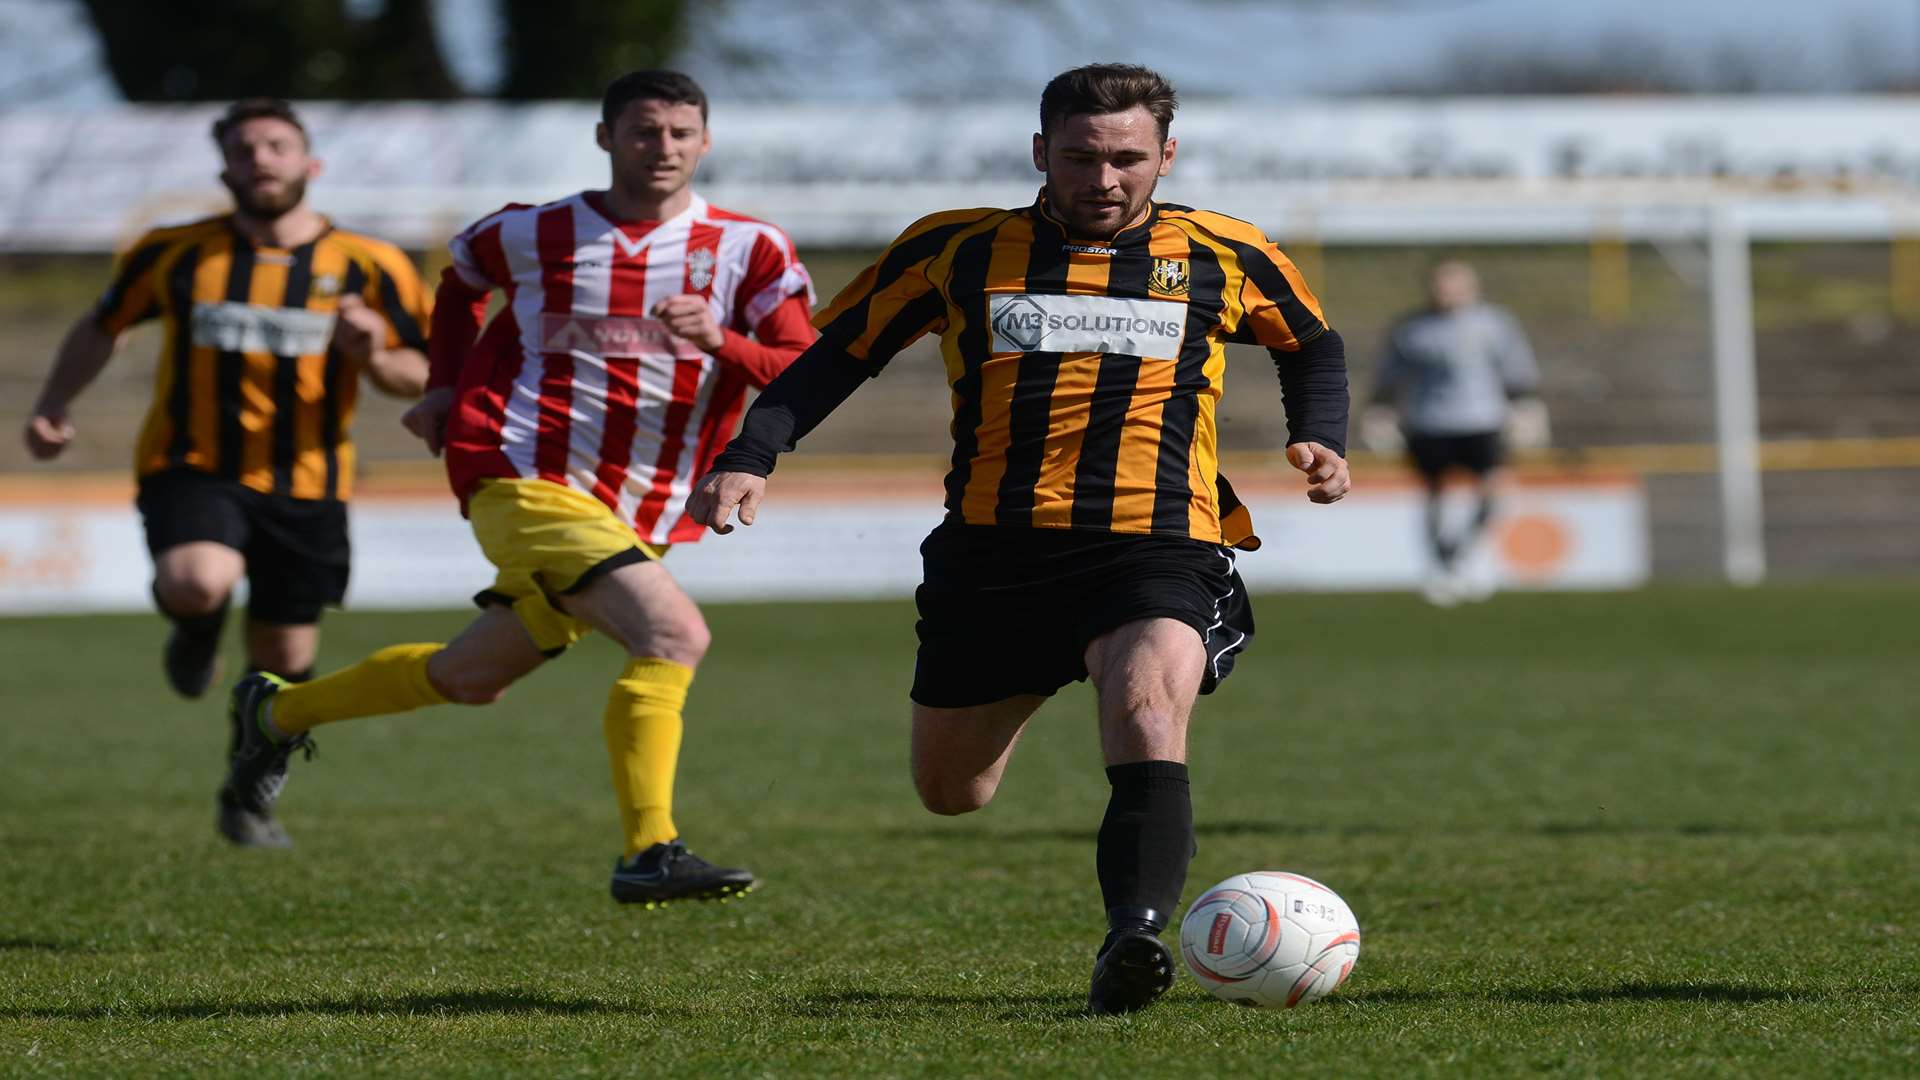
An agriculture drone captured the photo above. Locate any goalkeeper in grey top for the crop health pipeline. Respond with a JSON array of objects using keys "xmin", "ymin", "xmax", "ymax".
[{"xmin": 1364, "ymin": 260, "xmax": 1547, "ymax": 604}]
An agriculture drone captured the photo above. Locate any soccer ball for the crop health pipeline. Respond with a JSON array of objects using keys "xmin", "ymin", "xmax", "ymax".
[{"xmin": 1179, "ymin": 871, "xmax": 1361, "ymax": 1007}]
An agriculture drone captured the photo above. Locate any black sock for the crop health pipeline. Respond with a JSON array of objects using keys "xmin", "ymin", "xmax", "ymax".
[
  {"xmin": 1096, "ymin": 761, "xmax": 1193, "ymax": 935},
  {"xmin": 1425, "ymin": 493, "xmax": 1455, "ymax": 567},
  {"xmin": 157, "ymin": 591, "xmax": 227, "ymax": 644},
  {"xmin": 1469, "ymin": 491, "xmax": 1497, "ymax": 536}
]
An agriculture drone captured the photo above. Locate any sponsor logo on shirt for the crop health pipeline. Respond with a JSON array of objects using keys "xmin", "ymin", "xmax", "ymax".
[
  {"xmin": 540, "ymin": 312, "xmax": 678, "ymax": 358},
  {"xmin": 1062, "ymin": 242, "xmax": 1118, "ymax": 256},
  {"xmin": 989, "ymin": 293, "xmax": 1186, "ymax": 358},
  {"xmin": 189, "ymin": 302, "xmax": 335, "ymax": 355}
]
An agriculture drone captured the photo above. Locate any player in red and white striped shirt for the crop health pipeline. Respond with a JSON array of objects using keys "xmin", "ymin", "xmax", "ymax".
[
  {"xmin": 435, "ymin": 181, "xmax": 814, "ymax": 546},
  {"xmin": 217, "ymin": 72, "xmax": 813, "ymax": 904}
]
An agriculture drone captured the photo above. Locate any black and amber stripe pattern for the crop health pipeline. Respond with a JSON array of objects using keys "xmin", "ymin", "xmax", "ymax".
[
  {"xmin": 813, "ymin": 197, "xmax": 1328, "ymax": 547},
  {"xmin": 95, "ymin": 215, "xmax": 429, "ymax": 501}
]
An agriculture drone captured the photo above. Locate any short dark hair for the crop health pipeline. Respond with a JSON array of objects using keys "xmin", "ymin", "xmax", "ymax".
[
  {"xmin": 1039, "ymin": 63, "xmax": 1178, "ymax": 142},
  {"xmin": 211, "ymin": 98, "xmax": 309, "ymax": 150},
  {"xmin": 601, "ymin": 69, "xmax": 709, "ymax": 129}
]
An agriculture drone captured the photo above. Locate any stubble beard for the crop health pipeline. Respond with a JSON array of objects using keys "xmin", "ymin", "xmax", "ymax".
[
  {"xmin": 224, "ymin": 173, "xmax": 308, "ymax": 222},
  {"xmin": 1048, "ymin": 178, "xmax": 1155, "ymax": 241}
]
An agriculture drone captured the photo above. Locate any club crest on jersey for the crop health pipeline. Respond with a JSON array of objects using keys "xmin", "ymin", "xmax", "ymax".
[
  {"xmin": 312, "ymin": 273, "xmax": 342, "ymax": 299},
  {"xmin": 687, "ymin": 247, "xmax": 717, "ymax": 291},
  {"xmin": 1148, "ymin": 258, "xmax": 1191, "ymax": 297}
]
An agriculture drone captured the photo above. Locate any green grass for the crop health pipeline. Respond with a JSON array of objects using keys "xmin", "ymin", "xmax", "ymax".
[{"xmin": 2, "ymin": 585, "xmax": 1917, "ymax": 1077}]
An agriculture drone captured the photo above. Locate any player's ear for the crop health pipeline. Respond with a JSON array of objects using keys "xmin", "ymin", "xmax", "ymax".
[
  {"xmin": 1158, "ymin": 136, "xmax": 1177, "ymax": 178},
  {"xmin": 595, "ymin": 122, "xmax": 612, "ymax": 154},
  {"xmin": 306, "ymin": 156, "xmax": 324, "ymax": 181},
  {"xmin": 1031, "ymin": 132, "xmax": 1046, "ymax": 173}
]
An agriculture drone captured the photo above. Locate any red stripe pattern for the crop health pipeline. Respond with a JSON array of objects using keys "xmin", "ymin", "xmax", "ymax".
[{"xmin": 436, "ymin": 193, "xmax": 812, "ymax": 539}]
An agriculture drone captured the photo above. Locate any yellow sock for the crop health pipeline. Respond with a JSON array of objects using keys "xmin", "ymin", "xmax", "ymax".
[
  {"xmin": 269, "ymin": 643, "xmax": 448, "ymax": 736},
  {"xmin": 604, "ymin": 657, "xmax": 692, "ymax": 858}
]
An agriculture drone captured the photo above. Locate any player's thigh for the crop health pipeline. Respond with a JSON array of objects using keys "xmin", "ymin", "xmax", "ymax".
[
  {"xmin": 139, "ymin": 471, "xmax": 251, "ymax": 611},
  {"xmin": 1084, "ymin": 617, "xmax": 1205, "ymax": 766},
  {"xmin": 428, "ymin": 604, "xmax": 549, "ymax": 704},
  {"xmin": 558, "ymin": 559, "xmax": 709, "ymax": 665},
  {"xmin": 909, "ymin": 696, "xmax": 1048, "ymax": 815}
]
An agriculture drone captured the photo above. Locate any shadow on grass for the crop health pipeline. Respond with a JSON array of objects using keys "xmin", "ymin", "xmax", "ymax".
[
  {"xmin": 1341, "ymin": 981, "xmax": 1803, "ymax": 1006},
  {"xmin": 788, "ymin": 988, "xmax": 1088, "ymax": 1023},
  {"xmin": 881, "ymin": 820, "xmax": 1406, "ymax": 843},
  {"xmin": 0, "ymin": 937, "xmax": 91, "ymax": 953},
  {"xmin": 883, "ymin": 818, "xmax": 1910, "ymax": 842},
  {"xmin": 2, "ymin": 989, "xmax": 669, "ymax": 1022}
]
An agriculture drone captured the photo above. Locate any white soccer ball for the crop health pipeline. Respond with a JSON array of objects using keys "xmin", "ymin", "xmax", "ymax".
[{"xmin": 1179, "ymin": 871, "xmax": 1361, "ymax": 1007}]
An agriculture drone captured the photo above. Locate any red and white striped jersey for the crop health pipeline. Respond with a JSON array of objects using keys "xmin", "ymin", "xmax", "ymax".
[{"xmin": 431, "ymin": 191, "xmax": 815, "ymax": 545}]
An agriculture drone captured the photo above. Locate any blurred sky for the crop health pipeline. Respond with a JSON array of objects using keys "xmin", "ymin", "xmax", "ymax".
[{"xmin": 3, "ymin": 0, "xmax": 1918, "ymax": 103}]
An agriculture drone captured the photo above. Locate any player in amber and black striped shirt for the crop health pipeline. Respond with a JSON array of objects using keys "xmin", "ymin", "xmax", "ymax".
[
  {"xmin": 23, "ymin": 99, "xmax": 428, "ymax": 732},
  {"xmin": 691, "ymin": 64, "xmax": 1350, "ymax": 1014}
]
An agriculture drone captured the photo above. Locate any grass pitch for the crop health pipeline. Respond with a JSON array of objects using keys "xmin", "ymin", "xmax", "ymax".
[{"xmin": 1, "ymin": 584, "xmax": 1917, "ymax": 1077}]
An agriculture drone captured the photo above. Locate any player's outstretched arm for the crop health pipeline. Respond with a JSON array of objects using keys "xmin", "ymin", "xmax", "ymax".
[
  {"xmin": 690, "ymin": 337, "xmax": 874, "ymax": 536},
  {"xmin": 23, "ymin": 315, "xmax": 118, "ymax": 461}
]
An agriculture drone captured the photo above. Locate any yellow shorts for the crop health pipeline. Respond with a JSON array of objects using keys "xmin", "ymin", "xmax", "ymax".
[{"xmin": 467, "ymin": 478, "xmax": 662, "ymax": 655}]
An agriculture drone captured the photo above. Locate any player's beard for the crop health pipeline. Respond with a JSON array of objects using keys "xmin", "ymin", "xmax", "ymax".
[
  {"xmin": 223, "ymin": 172, "xmax": 308, "ymax": 221},
  {"xmin": 1047, "ymin": 177, "xmax": 1156, "ymax": 240}
]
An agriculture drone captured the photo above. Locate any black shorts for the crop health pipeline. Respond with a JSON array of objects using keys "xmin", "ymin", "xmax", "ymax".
[
  {"xmin": 1406, "ymin": 431, "xmax": 1504, "ymax": 480},
  {"xmin": 911, "ymin": 523, "xmax": 1255, "ymax": 709},
  {"xmin": 136, "ymin": 469, "xmax": 350, "ymax": 625}
]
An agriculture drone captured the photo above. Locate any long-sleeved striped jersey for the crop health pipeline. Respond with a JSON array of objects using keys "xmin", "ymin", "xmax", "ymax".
[
  {"xmin": 792, "ymin": 195, "xmax": 1344, "ymax": 547},
  {"xmin": 433, "ymin": 192, "xmax": 816, "ymax": 546}
]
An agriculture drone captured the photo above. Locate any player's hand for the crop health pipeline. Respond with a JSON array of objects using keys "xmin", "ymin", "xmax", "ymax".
[
  {"xmin": 23, "ymin": 412, "xmax": 75, "ymax": 460},
  {"xmin": 688, "ymin": 470, "xmax": 765, "ymax": 535},
  {"xmin": 1506, "ymin": 397, "xmax": 1552, "ymax": 451},
  {"xmin": 332, "ymin": 294, "xmax": 390, "ymax": 364},
  {"xmin": 1286, "ymin": 441, "xmax": 1350, "ymax": 504},
  {"xmin": 402, "ymin": 387, "xmax": 455, "ymax": 456},
  {"xmin": 651, "ymin": 294, "xmax": 725, "ymax": 352}
]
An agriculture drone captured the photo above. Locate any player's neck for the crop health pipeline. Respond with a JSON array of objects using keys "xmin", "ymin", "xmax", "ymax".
[
  {"xmin": 232, "ymin": 205, "xmax": 328, "ymax": 249},
  {"xmin": 598, "ymin": 184, "xmax": 692, "ymax": 225}
]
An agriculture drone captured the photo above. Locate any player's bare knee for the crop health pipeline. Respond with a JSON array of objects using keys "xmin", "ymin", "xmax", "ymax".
[
  {"xmin": 636, "ymin": 613, "xmax": 710, "ymax": 668},
  {"xmin": 918, "ymin": 781, "xmax": 992, "ymax": 817},
  {"xmin": 914, "ymin": 767, "xmax": 994, "ymax": 815},
  {"xmin": 441, "ymin": 676, "xmax": 509, "ymax": 706},
  {"xmin": 154, "ymin": 574, "xmax": 228, "ymax": 617},
  {"xmin": 1106, "ymin": 704, "xmax": 1188, "ymax": 760}
]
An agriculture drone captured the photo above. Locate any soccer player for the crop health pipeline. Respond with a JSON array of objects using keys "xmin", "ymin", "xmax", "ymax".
[
  {"xmin": 22, "ymin": 98, "xmax": 429, "ymax": 701},
  {"xmin": 1362, "ymin": 260, "xmax": 1546, "ymax": 604},
  {"xmin": 216, "ymin": 71, "xmax": 815, "ymax": 902},
  {"xmin": 689, "ymin": 63, "xmax": 1350, "ymax": 1013}
]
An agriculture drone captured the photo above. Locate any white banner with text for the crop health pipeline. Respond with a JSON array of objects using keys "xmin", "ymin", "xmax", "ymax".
[{"xmin": 0, "ymin": 479, "xmax": 1646, "ymax": 614}]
